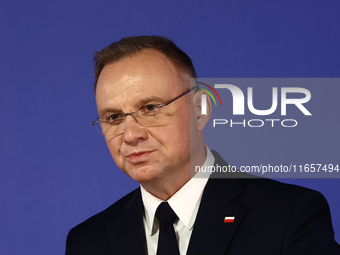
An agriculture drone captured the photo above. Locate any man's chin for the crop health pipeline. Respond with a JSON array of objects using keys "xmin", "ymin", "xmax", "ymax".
[{"xmin": 125, "ymin": 164, "xmax": 162, "ymax": 183}]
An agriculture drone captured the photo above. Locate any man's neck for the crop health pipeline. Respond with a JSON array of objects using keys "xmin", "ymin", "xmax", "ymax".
[
  {"xmin": 140, "ymin": 146, "xmax": 207, "ymax": 201},
  {"xmin": 140, "ymin": 169, "xmax": 191, "ymax": 201}
]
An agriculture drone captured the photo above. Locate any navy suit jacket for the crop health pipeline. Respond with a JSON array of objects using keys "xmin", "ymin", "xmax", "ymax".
[{"xmin": 66, "ymin": 151, "xmax": 340, "ymax": 254}]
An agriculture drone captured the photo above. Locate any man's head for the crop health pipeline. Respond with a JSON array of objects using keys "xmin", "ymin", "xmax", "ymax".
[
  {"xmin": 93, "ymin": 36, "xmax": 197, "ymax": 92},
  {"xmin": 94, "ymin": 36, "xmax": 211, "ymax": 199}
]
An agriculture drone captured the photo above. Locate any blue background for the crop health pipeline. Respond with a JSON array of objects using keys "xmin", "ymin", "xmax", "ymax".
[{"xmin": 1, "ymin": 1, "xmax": 339, "ymax": 254}]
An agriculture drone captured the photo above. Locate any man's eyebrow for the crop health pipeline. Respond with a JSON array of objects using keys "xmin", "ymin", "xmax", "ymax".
[
  {"xmin": 135, "ymin": 95, "xmax": 167, "ymax": 106},
  {"xmin": 98, "ymin": 107, "xmax": 123, "ymax": 116}
]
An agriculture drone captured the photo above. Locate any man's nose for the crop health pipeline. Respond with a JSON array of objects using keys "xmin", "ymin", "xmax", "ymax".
[{"xmin": 122, "ymin": 114, "xmax": 148, "ymax": 144}]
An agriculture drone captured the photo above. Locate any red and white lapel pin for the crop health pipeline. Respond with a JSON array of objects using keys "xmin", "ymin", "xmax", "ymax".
[{"xmin": 224, "ymin": 216, "xmax": 235, "ymax": 223}]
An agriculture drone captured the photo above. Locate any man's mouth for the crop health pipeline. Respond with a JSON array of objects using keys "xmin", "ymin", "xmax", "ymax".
[{"xmin": 126, "ymin": 151, "xmax": 154, "ymax": 163}]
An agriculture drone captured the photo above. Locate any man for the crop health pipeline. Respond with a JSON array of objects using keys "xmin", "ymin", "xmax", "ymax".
[{"xmin": 66, "ymin": 36, "xmax": 339, "ymax": 254}]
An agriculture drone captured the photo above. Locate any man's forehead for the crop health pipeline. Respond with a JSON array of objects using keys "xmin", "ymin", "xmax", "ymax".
[
  {"xmin": 100, "ymin": 82, "xmax": 168, "ymax": 102},
  {"xmin": 96, "ymin": 74, "xmax": 177, "ymax": 101},
  {"xmin": 95, "ymin": 50, "xmax": 186, "ymax": 102}
]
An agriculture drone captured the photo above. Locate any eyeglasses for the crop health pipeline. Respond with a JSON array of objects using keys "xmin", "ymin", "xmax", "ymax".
[{"xmin": 92, "ymin": 86, "xmax": 198, "ymax": 137}]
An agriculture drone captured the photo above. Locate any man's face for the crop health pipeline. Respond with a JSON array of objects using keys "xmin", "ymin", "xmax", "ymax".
[{"xmin": 95, "ymin": 49, "xmax": 192, "ymax": 186}]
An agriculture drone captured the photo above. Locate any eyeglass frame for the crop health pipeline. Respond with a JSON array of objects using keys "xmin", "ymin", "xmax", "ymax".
[{"xmin": 92, "ymin": 85, "xmax": 199, "ymax": 131}]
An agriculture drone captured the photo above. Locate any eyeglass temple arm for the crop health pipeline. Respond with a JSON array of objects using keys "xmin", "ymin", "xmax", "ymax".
[
  {"xmin": 92, "ymin": 117, "xmax": 100, "ymax": 125},
  {"xmin": 162, "ymin": 86, "xmax": 199, "ymax": 106}
]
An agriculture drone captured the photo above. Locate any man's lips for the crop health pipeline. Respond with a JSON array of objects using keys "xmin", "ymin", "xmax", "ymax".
[{"xmin": 126, "ymin": 151, "xmax": 154, "ymax": 163}]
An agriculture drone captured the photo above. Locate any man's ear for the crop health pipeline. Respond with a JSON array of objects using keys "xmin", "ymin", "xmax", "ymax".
[{"xmin": 192, "ymin": 89, "xmax": 212, "ymax": 131}]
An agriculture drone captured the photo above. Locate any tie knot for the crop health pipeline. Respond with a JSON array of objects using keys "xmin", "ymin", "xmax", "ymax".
[{"xmin": 155, "ymin": 202, "xmax": 178, "ymax": 224}]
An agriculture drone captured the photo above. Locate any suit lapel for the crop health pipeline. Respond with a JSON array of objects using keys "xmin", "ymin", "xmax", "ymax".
[
  {"xmin": 105, "ymin": 189, "xmax": 146, "ymax": 255},
  {"xmin": 187, "ymin": 151, "xmax": 248, "ymax": 255}
]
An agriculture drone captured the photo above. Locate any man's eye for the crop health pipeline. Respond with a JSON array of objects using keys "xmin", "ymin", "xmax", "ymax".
[
  {"xmin": 141, "ymin": 104, "xmax": 161, "ymax": 116},
  {"xmin": 145, "ymin": 104, "xmax": 157, "ymax": 111},
  {"xmin": 107, "ymin": 114, "xmax": 123, "ymax": 123}
]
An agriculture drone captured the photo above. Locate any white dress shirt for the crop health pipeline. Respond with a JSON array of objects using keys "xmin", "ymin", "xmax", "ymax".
[{"xmin": 140, "ymin": 146, "xmax": 214, "ymax": 255}]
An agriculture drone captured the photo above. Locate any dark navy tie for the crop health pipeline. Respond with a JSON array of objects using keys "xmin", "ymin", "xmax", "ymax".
[{"xmin": 155, "ymin": 202, "xmax": 180, "ymax": 255}]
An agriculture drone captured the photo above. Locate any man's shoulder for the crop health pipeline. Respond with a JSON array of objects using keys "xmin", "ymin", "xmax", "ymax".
[
  {"xmin": 209, "ymin": 174, "xmax": 324, "ymax": 205},
  {"xmin": 201, "ymin": 151, "xmax": 339, "ymax": 253},
  {"xmin": 68, "ymin": 187, "xmax": 141, "ymax": 237},
  {"xmin": 239, "ymin": 177, "xmax": 326, "ymax": 208},
  {"xmin": 209, "ymin": 150, "xmax": 328, "ymax": 208},
  {"xmin": 66, "ymin": 188, "xmax": 145, "ymax": 254}
]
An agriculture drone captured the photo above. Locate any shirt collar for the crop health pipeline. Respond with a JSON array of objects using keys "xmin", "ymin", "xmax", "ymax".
[{"xmin": 140, "ymin": 146, "xmax": 214, "ymax": 235}]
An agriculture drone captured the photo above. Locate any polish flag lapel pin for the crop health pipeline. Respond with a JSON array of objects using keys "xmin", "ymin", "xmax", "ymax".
[{"xmin": 224, "ymin": 216, "xmax": 235, "ymax": 223}]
